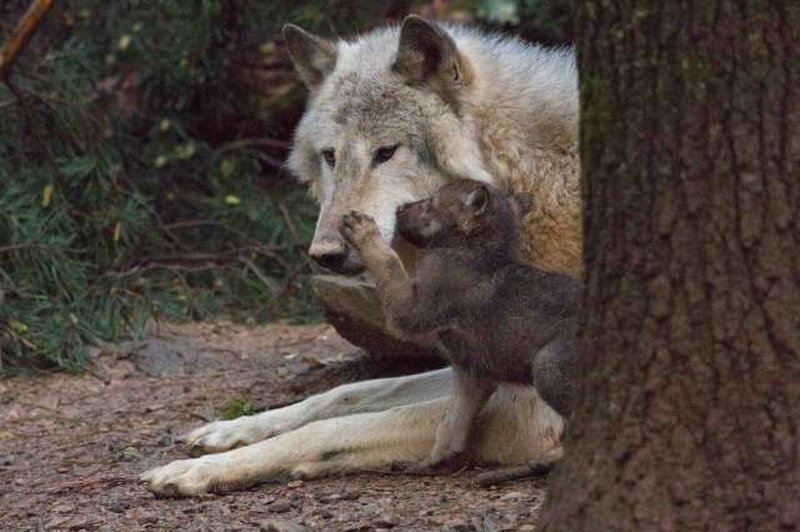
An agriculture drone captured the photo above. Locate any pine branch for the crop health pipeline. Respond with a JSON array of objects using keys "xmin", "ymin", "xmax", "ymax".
[{"xmin": 0, "ymin": 0, "xmax": 55, "ymax": 81}]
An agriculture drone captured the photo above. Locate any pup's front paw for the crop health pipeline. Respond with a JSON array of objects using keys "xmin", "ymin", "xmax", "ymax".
[{"xmin": 340, "ymin": 210, "xmax": 381, "ymax": 248}]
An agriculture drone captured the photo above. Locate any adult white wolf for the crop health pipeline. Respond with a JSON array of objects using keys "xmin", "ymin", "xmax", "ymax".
[{"xmin": 142, "ymin": 15, "xmax": 580, "ymax": 496}]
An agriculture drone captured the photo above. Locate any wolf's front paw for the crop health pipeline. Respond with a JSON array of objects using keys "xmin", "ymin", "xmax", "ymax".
[
  {"xmin": 185, "ymin": 417, "xmax": 271, "ymax": 457},
  {"xmin": 340, "ymin": 210, "xmax": 381, "ymax": 248},
  {"xmin": 140, "ymin": 458, "xmax": 220, "ymax": 497}
]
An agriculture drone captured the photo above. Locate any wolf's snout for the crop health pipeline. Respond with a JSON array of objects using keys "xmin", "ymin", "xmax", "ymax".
[
  {"xmin": 309, "ymin": 238, "xmax": 346, "ymax": 269},
  {"xmin": 309, "ymin": 237, "xmax": 364, "ymax": 275}
]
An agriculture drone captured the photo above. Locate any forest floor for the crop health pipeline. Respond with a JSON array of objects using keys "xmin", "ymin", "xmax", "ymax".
[{"xmin": 0, "ymin": 322, "xmax": 547, "ymax": 531}]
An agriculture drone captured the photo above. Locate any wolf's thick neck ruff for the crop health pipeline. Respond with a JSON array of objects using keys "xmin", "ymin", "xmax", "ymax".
[{"xmin": 286, "ymin": 17, "xmax": 581, "ymax": 278}]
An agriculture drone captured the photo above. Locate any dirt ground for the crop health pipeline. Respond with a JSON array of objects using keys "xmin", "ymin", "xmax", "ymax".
[{"xmin": 0, "ymin": 322, "xmax": 548, "ymax": 531}]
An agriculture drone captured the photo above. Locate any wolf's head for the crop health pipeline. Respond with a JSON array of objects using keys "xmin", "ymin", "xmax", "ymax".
[
  {"xmin": 397, "ymin": 178, "xmax": 532, "ymax": 251},
  {"xmin": 285, "ymin": 16, "xmax": 493, "ymax": 275}
]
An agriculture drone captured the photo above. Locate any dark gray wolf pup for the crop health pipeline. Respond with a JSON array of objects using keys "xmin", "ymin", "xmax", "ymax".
[{"xmin": 341, "ymin": 178, "xmax": 581, "ymax": 465}]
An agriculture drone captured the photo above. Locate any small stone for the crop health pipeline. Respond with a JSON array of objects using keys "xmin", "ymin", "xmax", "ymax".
[
  {"xmin": 481, "ymin": 515, "xmax": 500, "ymax": 532},
  {"xmin": 259, "ymin": 518, "xmax": 310, "ymax": 532},
  {"xmin": 519, "ymin": 525, "xmax": 536, "ymax": 531},
  {"xmin": 137, "ymin": 512, "xmax": 158, "ymax": 525},
  {"xmin": 339, "ymin": 489, "xmax": 360, "ymax": 501},
  {"xmin": 124, "ymin": 338, "xmax": 196, "ymax": 377},
  {"xmin": 442, "ymin": 518, "xmax": 472, "ymax": 531},
  {"xmin": 499, "ymin": 491, "xmax": 526, "ymax": 501},
  {"xmin": 52, "ymin": 503, "xmax": 75, "ymax": 514},
  {"xmin": 372, "ymin": 514, "xmax": 396, "ymax": 528},
  {"xmin": 68, "ymin": 518, "xmax": 95, "ymax": 530},
  {"xmin": 269, "ymin": 500, "xmax": 292, "ymax": 513},
  {"xmin": 287, "ymin": 479, "xmax": 303, "ymax": 488},
  {"xmin": 429, "ymin": 515, "xmax": 447, "ymax": 526},
  {"xmin": 46, "ymin": 517, "xmax": 70, "ymax": 529},
  {"xmin": 106, "ymin": 500, "xmax": 129, "ymax": 513}
]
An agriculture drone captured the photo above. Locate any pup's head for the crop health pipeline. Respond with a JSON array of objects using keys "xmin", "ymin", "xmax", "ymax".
[
  {"xmin": 397, "ymin": 178, "xmax": 533, "ymax": 250},
  {"xmin": 284, "ymin": 16, "xmax": 493, "ymax": 275}
]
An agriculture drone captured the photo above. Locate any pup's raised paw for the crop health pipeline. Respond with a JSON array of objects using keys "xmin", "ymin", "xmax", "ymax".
[{"xmin": 340, "ymin": 210, "xmax": 380, "ymax": 247}]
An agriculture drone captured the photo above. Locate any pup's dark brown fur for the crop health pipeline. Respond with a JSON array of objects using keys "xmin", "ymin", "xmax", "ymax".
[{"xmin": 341, "ymin": 178, "xmax": 581, "ymax": 465}]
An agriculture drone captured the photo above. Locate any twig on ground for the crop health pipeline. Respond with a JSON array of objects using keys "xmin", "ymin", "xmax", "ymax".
[
  {"xmin": 45, "ymin": 473, "xmax": 135, "ymax": 494},
  {"xmin": 475, "ymin": 461, "xmax": 552, "ymax": 487},
  {"xmin": 0, "ymin": 0, "xmax": 55, "ymax": 80}
]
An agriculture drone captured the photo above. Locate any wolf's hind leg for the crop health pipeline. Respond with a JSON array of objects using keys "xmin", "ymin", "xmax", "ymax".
[{"xmin": 185, "ymin": 368, "xmax": 453, "ymax": 455}]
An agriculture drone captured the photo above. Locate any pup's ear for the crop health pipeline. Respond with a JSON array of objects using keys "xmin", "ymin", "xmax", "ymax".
[
  {"xmin": 283, "ymin": 24, "xmax": 337, "ymax": 89},
  {"xmin": 464, "ymin": 184, "xmax": 489, "ymax": 215},
  {"xmin": 394, "ymin": 15, "xmax": 470, "ymax": 98},
  {"xmin": 510, "ymin": 192, "xmax": 533, "ymax": 219}
]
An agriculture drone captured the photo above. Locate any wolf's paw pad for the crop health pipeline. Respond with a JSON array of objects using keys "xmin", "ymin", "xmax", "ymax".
[{"xmin": 340, "ymin": 211, "xmax": 380, "ymax": 245}]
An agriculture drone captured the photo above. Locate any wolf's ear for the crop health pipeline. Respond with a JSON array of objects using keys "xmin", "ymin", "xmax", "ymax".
[
  {"xmin": 463, "ymin": 185, "xmax": 489, "ymax": 215},
  {"xmin": 394, "ymin": 15, "xmax": 469, "ymax": 97},
  {"xmin": 510, "ymin": 192, "xmax": 533, "ymax": 219},
  {"xmin": 283, "ymin": 24, "xmax": 337, "ymax": 89}
]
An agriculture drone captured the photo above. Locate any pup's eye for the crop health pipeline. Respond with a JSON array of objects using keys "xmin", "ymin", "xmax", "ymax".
[
  {"xmin": 321, "ymin": 149, "xmax": 336, "ymax": 167},
  {"xmin": 373, "ymin": 145, "xmax": 398, "ymax": 165}
]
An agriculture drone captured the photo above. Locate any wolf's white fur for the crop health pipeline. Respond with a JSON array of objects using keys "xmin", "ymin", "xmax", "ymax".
[
  {"xmin": 142, "ymin": 371, "xmax": 564, "ymax": 495},
  {"xmin": 288, "ymin": 21, "xmax": 580, "ymax": 275},
  {"xmin": 142, "ymin": 18, "xmax": 579, "ymax": 496}
]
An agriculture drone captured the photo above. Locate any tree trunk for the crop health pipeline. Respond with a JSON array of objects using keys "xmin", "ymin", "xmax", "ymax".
[{"xmin": 540, "ymin": 1, "xmax": 799, "ymax": 530}]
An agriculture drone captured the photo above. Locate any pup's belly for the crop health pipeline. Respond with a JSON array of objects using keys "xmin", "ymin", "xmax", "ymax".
[{"xmin": 436, "ymin": 327, "xmax": 532, "ymax": 384}]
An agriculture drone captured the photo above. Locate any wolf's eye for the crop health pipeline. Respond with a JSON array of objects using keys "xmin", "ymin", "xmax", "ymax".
[
  {"xmin": 321, "ymin": 149, "xmax": 336, "ymax": 167},
  {"xmin": 373, "ymin": 145, "xmax": 398, "ymax": 165}
]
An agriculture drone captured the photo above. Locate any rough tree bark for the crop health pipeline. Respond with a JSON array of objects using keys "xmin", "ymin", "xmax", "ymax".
[{"xmin": 540, "ymin": 1, "xmax": 799, "ymax": 530}]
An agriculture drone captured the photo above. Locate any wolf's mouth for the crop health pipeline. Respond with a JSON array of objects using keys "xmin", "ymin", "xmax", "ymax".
[
  {"xmin": 326, "ymin": 261, "xmax": 366, "ymax": 276},
  {"xmin": 313, "ymin": 249, "xmax": 366, "ymax": 276}
]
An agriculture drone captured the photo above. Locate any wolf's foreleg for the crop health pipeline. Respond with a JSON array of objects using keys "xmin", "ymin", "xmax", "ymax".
[
  {"xmin": 144, "ymin": 398, "xmax": 449, "ymax": 496},
  {"xmin": 184, "ymin": 368, "xmax": 453, "ymax": 455}
]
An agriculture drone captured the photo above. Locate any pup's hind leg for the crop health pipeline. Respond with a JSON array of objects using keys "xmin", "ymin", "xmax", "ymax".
[
  {"xmin": 531, "ymin": 335, "xmax": 578, "ymax": 417},
  {"xmin": 429, "ymin": 368, "xmax": 495, "ymax": 465},
  {"xmin": 185, "ymin": 368, "xmax": 453, "ymax": 455}
]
